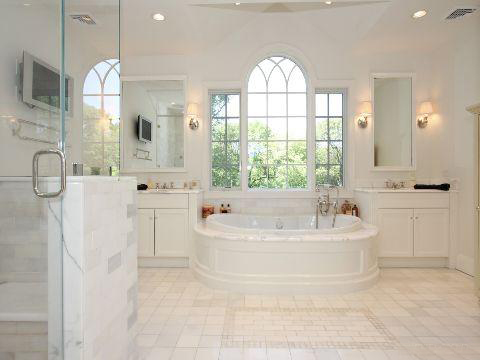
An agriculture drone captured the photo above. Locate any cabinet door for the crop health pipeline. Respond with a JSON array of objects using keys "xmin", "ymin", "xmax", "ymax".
[
  {"xmin": 377, "ymin": 209, "xmax": 414, "ymax": 257},
  {"xmin": 413, "ymin": 208, "xmax": 449, "ymax": 257},
  {"xmin": 154, "ymin": 209, "xmax": 188, "ymax": 257},
  {"xmin": 138, "ymin": 209, "xmax": 155, "ymax": 257}
]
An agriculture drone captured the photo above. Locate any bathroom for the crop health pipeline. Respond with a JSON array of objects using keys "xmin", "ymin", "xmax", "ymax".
[{"xmin": 1, "ymin": 0, "xmax": 480, "ymax": 359}]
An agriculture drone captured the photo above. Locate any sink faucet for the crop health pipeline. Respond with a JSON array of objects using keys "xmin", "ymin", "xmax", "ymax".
[{"xmin": 315, "ymin": 185, "xmax": 339, "ymax": 229}]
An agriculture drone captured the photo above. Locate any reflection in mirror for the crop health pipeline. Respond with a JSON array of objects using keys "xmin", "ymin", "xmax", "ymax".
[
  {"xmin": 373, "ymin": 76, "xmax": 413, "ymax": 168},
  {"xmin": 121, "ymin": 79, "xmax": 185, "ymax": 171}
]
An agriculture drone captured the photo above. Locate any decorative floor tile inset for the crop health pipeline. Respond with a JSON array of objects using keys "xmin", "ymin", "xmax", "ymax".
[{"xmin": 222, "ymin": 306, "xmax": 398, "ymax": 349}]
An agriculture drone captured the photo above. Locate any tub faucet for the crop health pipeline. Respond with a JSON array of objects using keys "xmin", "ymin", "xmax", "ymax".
[{"xmin": 315, "ymin": 185, "xmax": 339, "ymax": 229}]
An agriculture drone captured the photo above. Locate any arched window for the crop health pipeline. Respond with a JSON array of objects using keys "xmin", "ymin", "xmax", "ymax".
[
  {"xmin": 83, "ymin": 59, "xmax": 120, "ymax": 175},
  {"xmin": 247, "ymin": 56, "xmax": 307, "ymax": 189}
]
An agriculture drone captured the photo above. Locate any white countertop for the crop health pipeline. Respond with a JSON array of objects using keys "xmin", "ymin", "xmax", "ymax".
[
  {"xmin": 354, "ymin": 187, "xmax": 454, "ymax": 193},
  {"xmin": 137, "ymin": 188, "xmax": 203, "ymax": 194}
]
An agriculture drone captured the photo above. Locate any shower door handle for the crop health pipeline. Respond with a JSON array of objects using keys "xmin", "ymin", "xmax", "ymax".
[{"xmin": 32, "ymin": 149, "xmax": 66, "ymax": 198}]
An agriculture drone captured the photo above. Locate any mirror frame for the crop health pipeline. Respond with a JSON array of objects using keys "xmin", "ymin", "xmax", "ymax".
[
  {"xmin": 371, "ymin": 72, "xmax": 416, "ymax": 172},
  {"xmin": 119, "ymin": 75, "xmax": 188, "ymax": 173}
]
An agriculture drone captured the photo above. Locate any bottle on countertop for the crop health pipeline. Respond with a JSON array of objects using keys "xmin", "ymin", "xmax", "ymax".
[
  {"xmin": 147, "ymin": 178, "xmax": 155, "ymax": 189},
  {"xmin": 341, "ymin": 200, "xmax": 352, "ymax": 215},
  {"xmin": 226, "ymin": 204, "xmax": 232, "ymax": 213},
  {"xmin": 352, "ymin": 204, "xmax": 359, "ymax": 218},
  {"xmin": 220, "ymin": 204, "xmax": 228, "ymax": 214}
]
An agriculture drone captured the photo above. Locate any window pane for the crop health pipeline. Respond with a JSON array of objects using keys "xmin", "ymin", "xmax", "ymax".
[
  {"xmin": 288, "ymin": 141, "xmax": 307, "ymax": 164},
  {"xmin": 226, "ymin": 118, "xmax": 240, "ymax": 141},
  {"xmin": 248, "ymin": 165, "xmax": 268, "ymax": 188},
  {"xmin": 212, "ymin": 167, "xmax": 226, "ymax": 188},
  {"xmin": 288, "ymin": 94, "xmax": 306, "ymax": 116},
  {"xmin": 248, "ymin": 118, "xmax": 267, "ymax": 141},
  {"xmin": 288, "ymin": 66, "xmax": 306, "ymax": 93},
  {"xmin": 329, "ymin": 118, "xmax": 343, "ymax": 140},
  {"xmin": 268, "ymin": 94, "xmax": 286, "ymax": 116},
  {"xmin": 84, "ymin": 96, "xmax": 101, "ymax": 114},
  {"xmin": 248, "ymin": 94, "xmax": 267, "ymax": 116},
  {"xmin": 269, "ymin": 141, "xmax": 287, "ymax": 165},
  {"xmin": 225, "ymin": 166, "xmax": 240, "ymax": 188},
  {"xmin": 104, "ymin": 143, "xmax": 120, "ymax": 167},
  {"xmin": 268, "ymin": 65, "xmax": 287, "ymax": 92},
  {"xmin": 316, "ymin": 118, "xmax": 328, "ymax": 140},
  {"xmin": 104, "ymin": 96, "xmax": 120, "ymax": 119},
  {"xmin": 316, "ymin": 142, "xmax": 328, "ymax": 164},
  {"xmin": 211, "ymin": 142, "xmax": 226, "ymax": 165},
  {"xmin": 288, "ymin": 165, "xmax": 307, "ymax": 188},
  {"xmin": 83, "ymin": 120, "xmax": 102, "ymax": 142},
  {"xmin": 268, "ymin": 166, "xmax": 287, "ymax": 189},
  {"xmin": 329, "ymin": 165, "xmax": 343, "ymax": 186},
  {"xmin": 279, "ymin": 58, "xmax": 296, "ymax": 78},
  {"xmin": 94, "ymin": 61, "xmax": 112, "ymax": 79},
  {"xmin": 248, "ymin": 142, "xmax": 267, "ymax": 165},
  {"xmin": 268, "ymin": 118, "xmax": 287, "ymax": 140},
  {"xmin": 248, "ymin": 66, "xmax": 267, "ymax": 92},
  {"xmin": 226, "ymin": 142, "xmax": 240, "ymax": 165},
  {"xmin": 104, "ymin": 69, "xmax": 120, "ymax": 94},
  {"xmin": 83, "ymin": 143, "xmax": 103, "ymax": 167},
  {"xmin": 211, "ymin": 94, "xmax": 226, "ymax": 117},
  {"xmin": 211, "ymin": 118, "xmax": 225, "ymax": 141},
  {"xmin": 288, "ymin": 117, "xmax": 306, "ymax": 140},
  {"xmin": 329, "ymin": 93, "xmax": 343, "ymax": 116},
  {"xmin": 104, "ymin": 120, "xmax": 120, "ymax": 142},
  {"xmin": 257, "ymin": 58, "xmax": 275, "ymax": 79},
  {"xmin": 315, "ymin": 166, "xmax": 328, "ymax": 186},
  {"xmin": 315, "ymin": 94, "xmax": 328, "ymax": 116},
  {"xmin": 226, "ymin": 94, "xmax": 240, "ymax": 117},
  {"xmin": 330, "ymin": 141, "xmax": 343, "ymax": 165},
  {"xmin": 83, "ymin": 69, "xmax": 101, "ymax": 94}
]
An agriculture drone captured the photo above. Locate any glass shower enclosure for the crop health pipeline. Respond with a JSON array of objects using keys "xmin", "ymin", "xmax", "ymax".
[{"xmin": 0, "ymin": 1, "xmax": 119, "ymax": 358}]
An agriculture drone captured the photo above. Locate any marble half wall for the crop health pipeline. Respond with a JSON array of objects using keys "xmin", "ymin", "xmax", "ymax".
[{"xmin": 48, "ymin": 176, "xmax": 138, "ymax": 360}]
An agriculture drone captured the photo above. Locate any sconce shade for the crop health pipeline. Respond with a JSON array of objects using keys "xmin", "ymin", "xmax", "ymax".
[
  {"xmin": 359, "ymin": 101, "xmax": 372, "ymax": 115},
  {"xmin": 187, "ymin": 103, "xmax": 199, "ymax": 117},
  {"xmin": 419, "ymin": 101, "xmax": 433, "ymax": 115}
]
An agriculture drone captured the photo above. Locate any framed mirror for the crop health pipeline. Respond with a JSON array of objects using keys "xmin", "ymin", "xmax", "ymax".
[
  {"xmin": 120, "ymin": 76, "xmax": 186, "ymax": 173},
  {"xmin": 372, "ymin": 73, "xmax": 415, "ymax": 171}
]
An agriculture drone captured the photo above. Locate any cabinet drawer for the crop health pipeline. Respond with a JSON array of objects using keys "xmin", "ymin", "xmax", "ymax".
[
  {"xmin": 376, "ymin": 193, "xmax": 449, "ymax": 209},
  {"xmin": 138, "ymin": 193, "xmax": 188, "ymax": 209}
]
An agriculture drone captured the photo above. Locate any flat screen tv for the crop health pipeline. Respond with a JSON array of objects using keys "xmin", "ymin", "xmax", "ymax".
[
  {"xmin": 21, "ymin": 51, "xmax": 74, "ymax": 117},
  {"xmin": 138, "ymin": 115, "xmax": 152, "ymax": 143}
]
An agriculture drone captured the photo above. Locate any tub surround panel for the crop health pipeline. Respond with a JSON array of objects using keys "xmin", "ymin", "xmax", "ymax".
[
  {"xmin": 194, "ymin": 216, "xmax": 378, "ymax": 294},
  {"xmin": 47, "ymin": 177, "xmax": 138, "ymax": 360}
]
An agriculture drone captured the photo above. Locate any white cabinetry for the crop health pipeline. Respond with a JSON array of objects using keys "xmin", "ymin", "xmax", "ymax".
[
  {"xmin": 355, "ymin": 189, "xmax": 457, "ymax": 268},
  {"xmin": 137, "ymin": 190, "xmax": 202, "ymax": 267}
]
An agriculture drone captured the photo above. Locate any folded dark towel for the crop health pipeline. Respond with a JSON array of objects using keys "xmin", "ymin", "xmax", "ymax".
[
  {"xmin": 414, "ymin": 183, "xmax": 450, "ymax": 191},
  {"xmin": 137, "ymin": 184, "xmax": 148, "ymax": 191}
]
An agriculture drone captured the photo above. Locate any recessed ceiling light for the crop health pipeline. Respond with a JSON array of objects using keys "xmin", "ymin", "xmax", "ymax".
[
  {"xmin": 325, "ymin": 1, "xmax": 333, "ymax": 4},
  {"xmin": 412, "ymin": 9, "xmax": 427, "ymax": 19},
  {"xmin": 235, "ymin": 2, "xmax": 241, "ymax": 5},
  {"xmin": 23, "ymin": 3, "xmax": 31, "ymax": 6},
  {"xmin": 152, "ymin": 13, "xmax": 165, "ymax": 21}
]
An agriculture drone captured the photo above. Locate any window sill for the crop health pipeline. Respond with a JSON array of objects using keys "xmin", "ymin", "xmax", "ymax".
[{"xmin": 204, "ymin": 188, "xmax": 354, "ymax": 200}]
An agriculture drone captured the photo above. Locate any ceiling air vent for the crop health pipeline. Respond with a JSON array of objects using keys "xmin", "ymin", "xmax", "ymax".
[
  {"xmin": 70, "ymin": 14, "xmax": 97, "ymax": 25},
  {"xmin": 445, "ymin": 8, "xmax": 476, "ymax": 20}
]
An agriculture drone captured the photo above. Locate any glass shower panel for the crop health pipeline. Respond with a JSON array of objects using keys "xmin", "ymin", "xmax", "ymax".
[{"xmin": 0, "ymin": 0, "xmax": 66, "ymax": 358}]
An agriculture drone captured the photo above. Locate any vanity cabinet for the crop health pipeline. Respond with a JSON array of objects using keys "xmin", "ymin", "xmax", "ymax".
[
  {"xmin": 355, "ymin": 189, "xmax": 457, "ymax": 268},
  {"xmin": 137, "ymin": 190, "xmax": 202, "ymax": 267}
]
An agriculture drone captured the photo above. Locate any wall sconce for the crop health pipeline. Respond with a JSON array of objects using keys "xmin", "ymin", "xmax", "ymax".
[
  {"xmin": 187, "ymin": 103, "xmax": 199, "ymax": 130},
  {"xmin": 357, "ymin": 101, "xmax": 372, "ymax": 128},
  {"xmin": 417, "ymin": 101, "xmax": 433, "ymax": 128}
]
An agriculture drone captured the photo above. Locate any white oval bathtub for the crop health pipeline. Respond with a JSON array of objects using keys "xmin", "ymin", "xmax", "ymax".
[{"xmin": 194, "ymin": 214, "xmax": 379, "ymax": 294}]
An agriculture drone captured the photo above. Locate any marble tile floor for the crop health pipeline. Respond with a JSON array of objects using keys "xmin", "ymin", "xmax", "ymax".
[{"xmin": 136, "ymin": 268, "xmax": 480, "ymax": 360}]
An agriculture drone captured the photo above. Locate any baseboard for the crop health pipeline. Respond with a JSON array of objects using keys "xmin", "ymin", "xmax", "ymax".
[
  {"xmin": 456, "ymin": 254, "xmax": 474, "ymax": 275},
  {"xmin": 138, "ymin": 257, "xmax": 189, "ymax": 268},
  {"xmin": 379, "ymin": 257, "xmax": 448, "ymax": 268}
]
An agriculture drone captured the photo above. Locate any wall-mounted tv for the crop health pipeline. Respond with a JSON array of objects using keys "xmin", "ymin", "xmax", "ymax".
[
  {"xmin": 138, "ymin": 115, "xmax": 152, "ymax": 143},
  {"xmin": 20, "ymin": 51, "xmax": 74, "ymax": 117}
]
